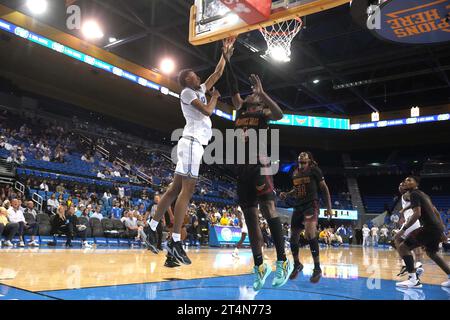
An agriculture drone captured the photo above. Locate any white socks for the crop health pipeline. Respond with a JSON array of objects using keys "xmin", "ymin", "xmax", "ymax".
[
  {"xmin": 150, "ymin": 219, "xmax": 159, "ymax": 232},
  {"xmin": 172, "ymin": 233, "xmax": 181, "ymax": 242}
]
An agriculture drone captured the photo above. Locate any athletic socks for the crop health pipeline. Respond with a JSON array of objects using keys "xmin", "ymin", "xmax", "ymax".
[
  {"xmin": 172, "ymin": 233, "xmax": 181, "ymax": 242},
  {"xmin": 308, "ymin": 238, "xmax": 321, "ymax": 270},
  {"xmin": 150, "ymin": 219, "xmax": 159, "ymax": 232},
  {"xmin": 402, "ymin": 255, "xmax": 415, "ymax": 274},
  {"xmin": 254, "ymin": 254, "xmax": 263, "ymax": 267},
  {"xmin": 267, "ymin": 217, "xmax": 287, "ymax": 262}
]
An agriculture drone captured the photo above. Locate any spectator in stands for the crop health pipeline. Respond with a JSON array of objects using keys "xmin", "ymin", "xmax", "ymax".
[
  {"xmin": 103, "ymin": 190, "xmax": 112, "ymax": 203},
  {"xmin": 111, "ymin": 201, "xmax": 123, "ymax": 220},
  {"xmin": 231, "ymin": 213, "xmax": 239, "ymax": 227},
  {"xmin": 81, "ymin": 207, "xmax": 91, "ymax": 219},
  {"xmin": 362, "ymin": 224, "xmax": 370, "ymax": 247},
  {"xmin": 17, "ymin": 150, "xmax": 26, "ymax": 163},
  {"xmin": 42, "ymin": 151, "xmax": 50, "ymax": 162},
  {"xmin": 6, "ymin": 150, "xmax": 17, "ymax": 163},
  {"xmin": 208, "ymin": 212, "xmax": 217, "ymax": 226},
  {"xmin": 2, "ymin": 199, "xmax": 10, "ymax": 210},
  {"xmin": 57, "ymin": 194, "xmax": 65, "ymax": 208},
  {"xmin": 220, "ymin": 211, "xmax": 230, "ymax": 226},
  {"xmin": 81, "ymin": 153, "xmax": 94, "ymax": 163},
  {"xmin": 319, "ymin": 228, "xmax": 331, "ymax": 246},
  {"xmin": 136, "ymin": 214, "xmax": 147, "ymax": 243},
  {"xmin": 138, "ymin": 203, "xmax": 146, "ymax": 215},
  {"xmin": 24, "ymin": 201, "xmax": 37, "ymax": 220},
  {"xmin": 75, "ymin": 204, "xmax": 84, "ymax": 217},
  {"xmin": 0, "ymin": 207, "xmax": 19, "ymax": 247},
  {"xmin": 371, "ymin": 224, "xmax": 379, "ymax": 246},
  {"xmin": 39, "ymin": 180, "xmax": 49, "ymax": 192},
  {"xmin": 7, "ymin": 199, "xmax": 39, "ymax": 247},
  {"xmin": 50, "ymin": 205, "xmax": 91, "ymax": 248},
  {"xmin": 56, "ymin": 183, "xmax": 65, "ymax": 194},
  {"xmin": 54, "ymin": 146, "xmax": 65, "ymax": 163},
  {"xmin": 117, "ymin": 185, "xmax": 125, "ymax": 199},
  {"xmin": 97, "ymin": 170, "xmax": 106, "ymax": 179},
  {"xmin": 91, "ymin": 206, "xmax": 104, "ymax": 221},
  {"xmin": 329, "ymin": 228, "xmax": 343, "ymax": 245},
  {"xmin": 124, "ymin": 211, "xmax": 139, "ymax": 239}
]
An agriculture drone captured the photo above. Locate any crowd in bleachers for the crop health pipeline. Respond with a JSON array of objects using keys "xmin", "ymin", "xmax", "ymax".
[{"xmin": 0, "ymin": 107, "xmax": 449, "ymax": 250}]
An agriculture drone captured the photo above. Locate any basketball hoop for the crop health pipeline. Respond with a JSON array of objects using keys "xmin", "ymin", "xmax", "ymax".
[{"xmin": 260, "ymin": 17, "xmax": 303, "ymax": 63}]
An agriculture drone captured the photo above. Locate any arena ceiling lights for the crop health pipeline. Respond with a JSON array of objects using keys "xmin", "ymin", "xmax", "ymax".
[{"xmin": 1, "ymin": 18, "xmax": 449, "ymax": 131}]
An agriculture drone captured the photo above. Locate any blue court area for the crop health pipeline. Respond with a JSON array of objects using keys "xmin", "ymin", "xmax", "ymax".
[{"xmin": 1, "ymin": 267, "xmax": 449, "ymax": 301}]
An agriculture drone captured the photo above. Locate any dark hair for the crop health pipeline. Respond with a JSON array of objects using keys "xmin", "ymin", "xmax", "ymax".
[
  {"xmin": 407, "ymin": 175, "xmax": 421, "ymax": 185},
  {"xmin": 178, "ymin": 69, "xmax": 194, "ymax": 88},
  {"xmin": 300, "ymin": 151, "xmax": 318, "ymax": 168}
]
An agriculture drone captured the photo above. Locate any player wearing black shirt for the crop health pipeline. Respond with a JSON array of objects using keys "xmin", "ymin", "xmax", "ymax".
[
  {"xmin": 396, "ymin": 176, "xmax": 450, "ymax": 288},
  {"xmin": 280, "ymin": 152, "xmax": 332, "ymax": 283},
  {"xmin": 225, "ymin": 54, "xmax": 293, "ymax": 291}
]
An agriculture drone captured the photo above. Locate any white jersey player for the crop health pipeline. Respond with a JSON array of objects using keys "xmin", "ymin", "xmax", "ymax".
[
  {"xmin": 146, "ymin": 38, "xmax": 236, "ymax": 268},
  {"xmin": 233, "ymin": 206, "xmax": 248, "ymax": 258}
]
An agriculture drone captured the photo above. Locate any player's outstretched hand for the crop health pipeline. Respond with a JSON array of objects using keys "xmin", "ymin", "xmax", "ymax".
[
  {"xmin": 279, "ymin": 192, "xmax": 287, "ymax": 200},
  {"xmin": 222, "ymin": 37, "xmax": 236, "ymax": 61},
  {"xmin": 250, "ymin": 74, "xmax": 264, "ymax": 95}
]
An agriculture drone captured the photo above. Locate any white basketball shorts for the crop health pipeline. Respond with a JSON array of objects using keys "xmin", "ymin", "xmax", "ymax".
[
  {"xmin": 241, "ymin": 223, "xmax": 248, "ymax": 235},
  {"xmin": 401, "ymin": 220, "xmax": 421, "ymax": 239},
  {"xmin": 175, "ymin": 136, "xmax": 204, "ymax": 179}
]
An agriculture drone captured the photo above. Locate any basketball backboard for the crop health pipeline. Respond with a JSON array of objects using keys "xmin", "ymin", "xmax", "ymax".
[{"xmin": 189, "ymin": 0, "xmax": 351, "ymax": 45}]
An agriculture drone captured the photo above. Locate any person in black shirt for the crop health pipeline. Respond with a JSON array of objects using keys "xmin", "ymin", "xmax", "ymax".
[
  {"xmin": 225, "ymin": 55, "xmax": 293, "ymax": 291},
  {"xmin": 396, "ymin": 176, "xmax": 450, "ymax": 288},
  {"xmin": 280, "ymin": 152, "xmax": 332, "ymax": 283}
]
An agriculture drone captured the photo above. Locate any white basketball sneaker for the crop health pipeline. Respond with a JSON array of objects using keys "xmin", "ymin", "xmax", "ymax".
[
  {"xmin": 3, "ymin": 240, "xmax": 13, "ymax": 247},
  {"xmin": 396, "ymin": 276, "xmax": 422, "ymax": 288},
  {"xmin": 415, "ymin": 262, "xmax": 424, "ymax": 277},
  {"xmin": 232, "ymin": 248, "xmax": 239, "ymax": 258},
  {"xmin": 441, "ymin": 280, "xmax": 450, "ymax": 288},
  {"xmin": 82, "ymin": 241, "xmax": 93, "ymax": 249}
]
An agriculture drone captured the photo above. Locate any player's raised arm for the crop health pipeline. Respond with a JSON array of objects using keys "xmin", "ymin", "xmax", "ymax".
[
  {"xmin": 250, "ymin": 74, "xmax": 283, "ymax": 121},
  {"xmin": 204, "ymin": 37, "xmax": 236, "ymax": 91},
  {"xmin": 223, "ymin": 43, "xmax": 244, "ymax": 110}
]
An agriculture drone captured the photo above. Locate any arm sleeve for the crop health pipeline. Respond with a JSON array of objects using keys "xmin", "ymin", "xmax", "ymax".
[
  {"xmin": 410, "ymin": 191, "xmax": 421, "ymax": 209},
  {"xmin": 225, "ymin": 60, "xmax": 240, "ymax": 95},
  {"xmin": 180, "ymin": 88, "xmax": 198, "ymax": 106}
]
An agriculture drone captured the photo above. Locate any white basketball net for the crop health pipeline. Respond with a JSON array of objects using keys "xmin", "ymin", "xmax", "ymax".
[{"xmin": 260, "ymin": 18, "xmax": 303, "ymax": 63}]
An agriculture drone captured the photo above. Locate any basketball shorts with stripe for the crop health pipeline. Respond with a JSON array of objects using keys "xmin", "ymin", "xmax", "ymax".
[{"xmin": 175, "ymin": 137, "xmax": 204, "ymax": 179}]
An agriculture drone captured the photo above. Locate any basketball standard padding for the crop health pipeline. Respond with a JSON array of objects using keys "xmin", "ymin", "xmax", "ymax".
[{"xmin": 219, "ymin": 0, "xmax": 272, "ymax": 25}]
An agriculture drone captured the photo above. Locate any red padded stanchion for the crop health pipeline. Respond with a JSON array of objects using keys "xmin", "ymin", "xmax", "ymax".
[{"xmin": 219, "ymin": 0, "xmax": 272, "ymax": 25}]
